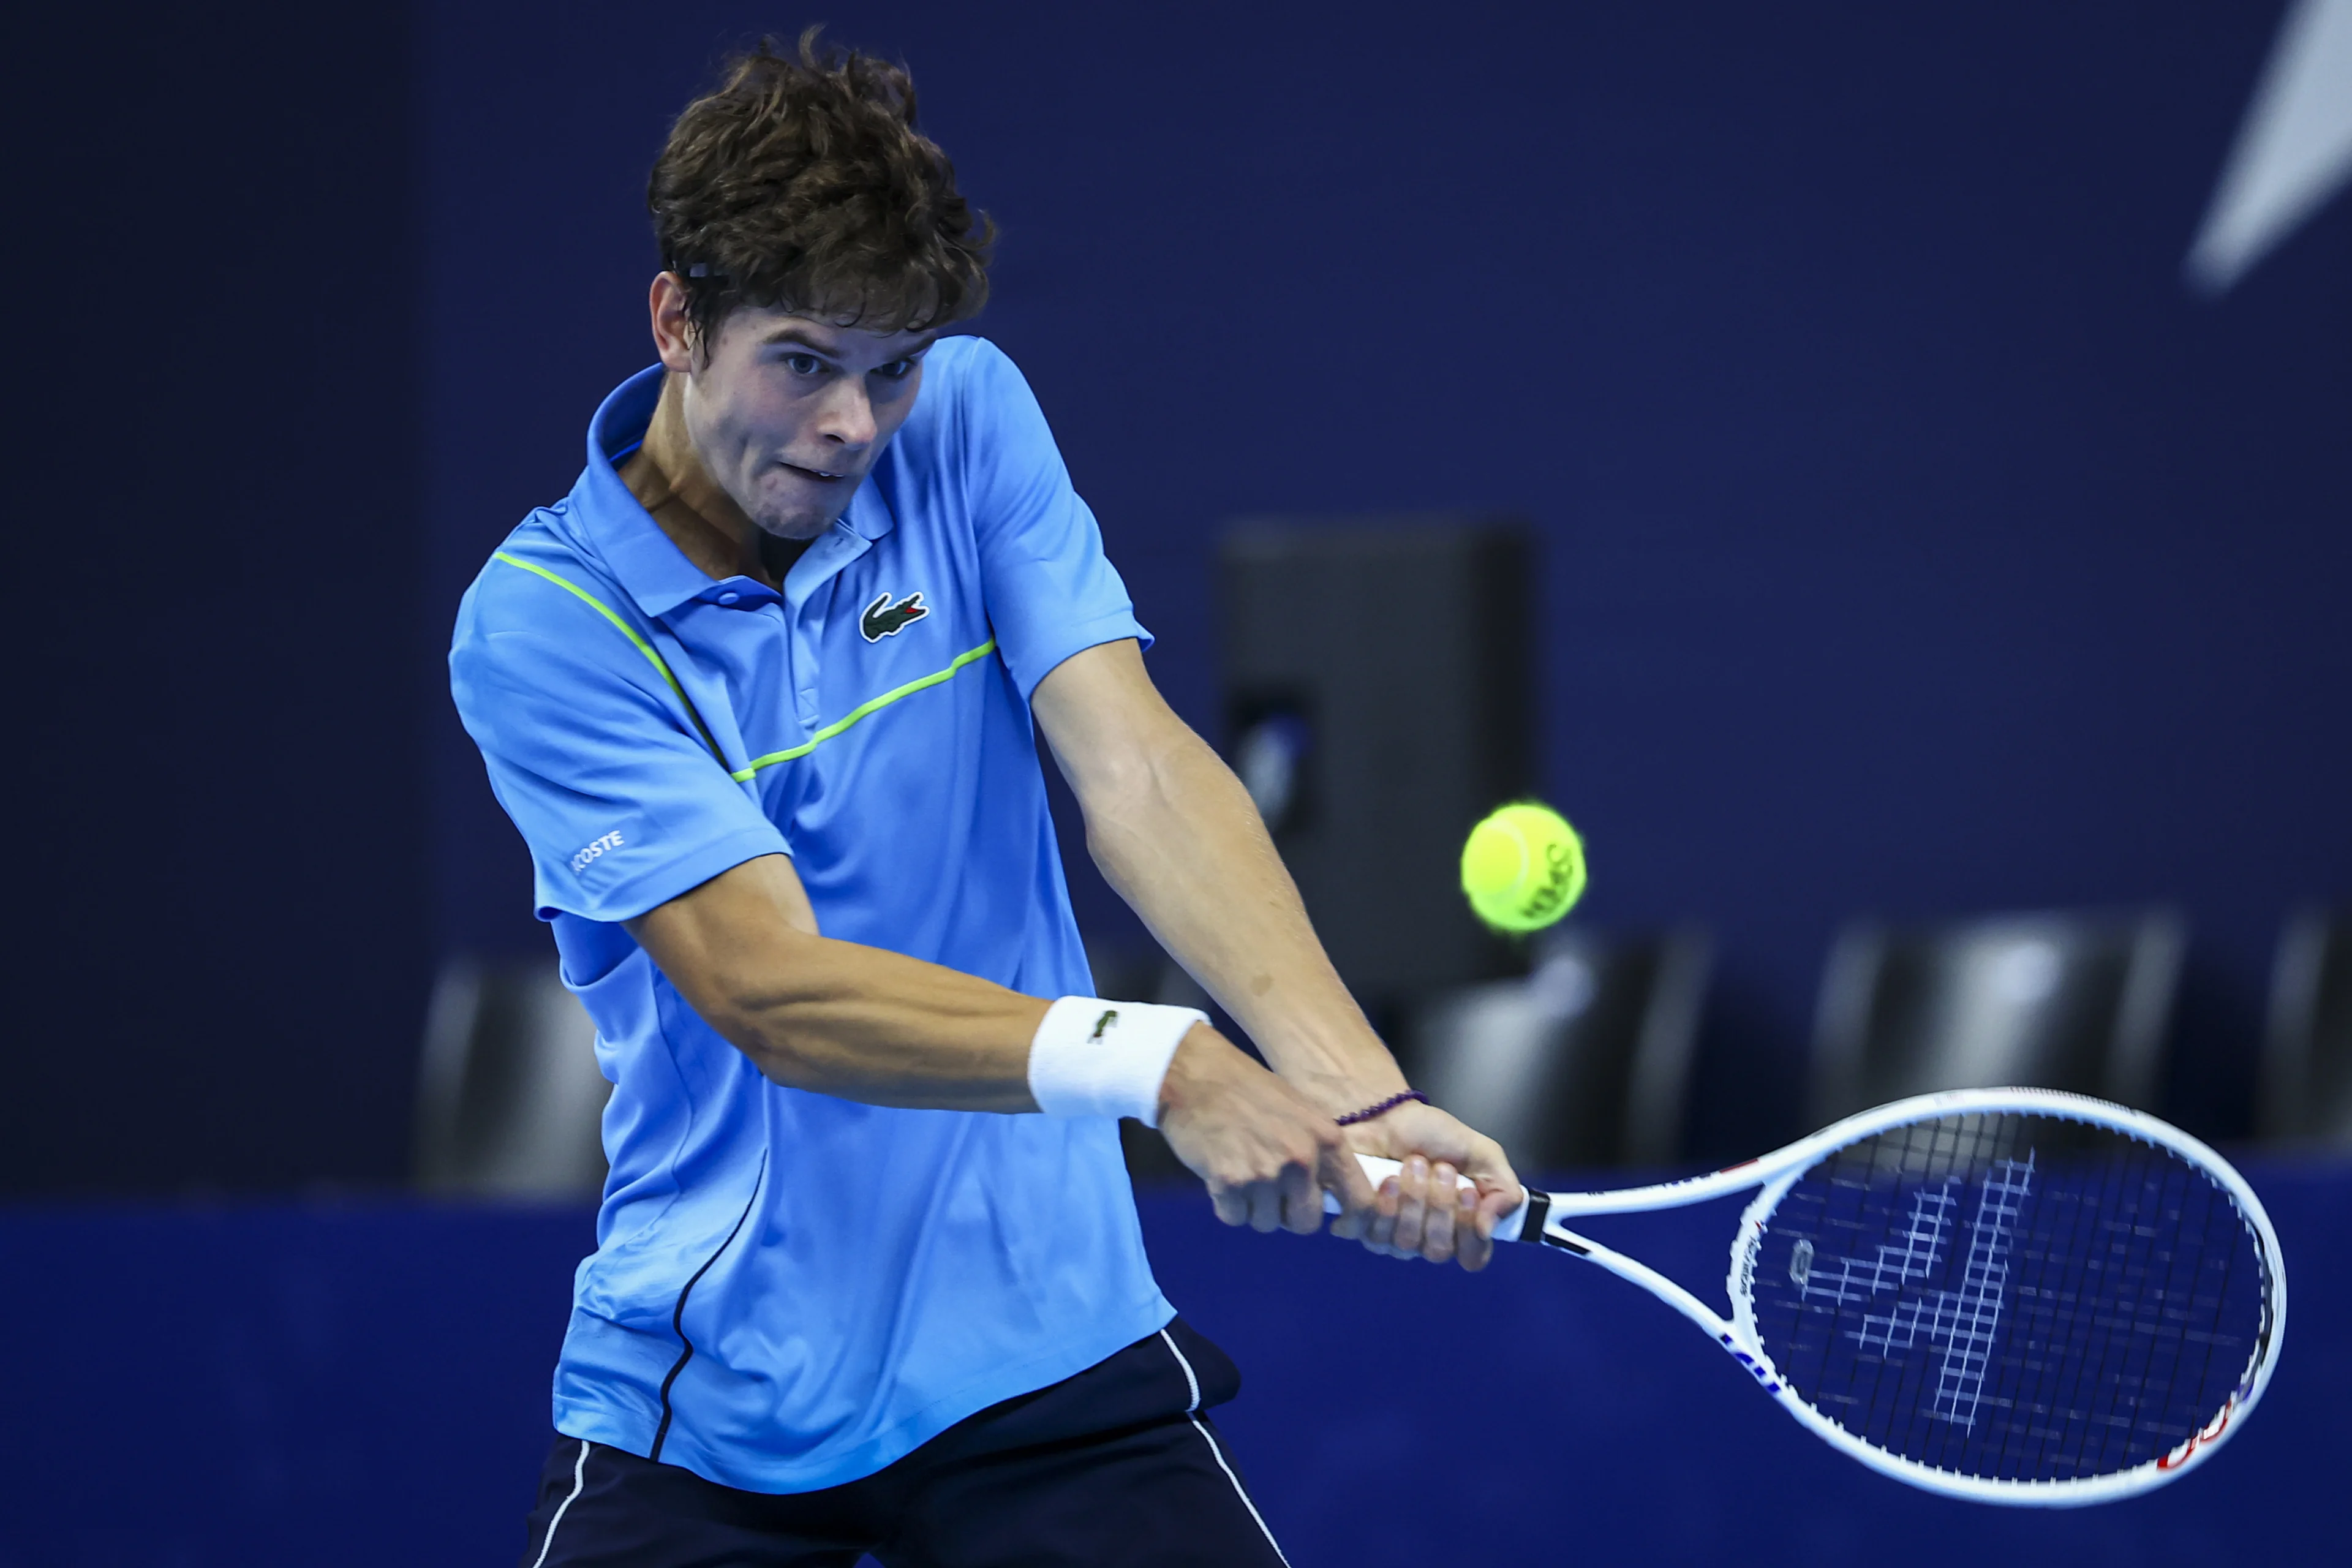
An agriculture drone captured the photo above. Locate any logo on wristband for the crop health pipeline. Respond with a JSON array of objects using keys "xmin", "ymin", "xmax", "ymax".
[{"xmin": 1090, "ymin": 1009, "xmax": 1118, "ymax": 1042}]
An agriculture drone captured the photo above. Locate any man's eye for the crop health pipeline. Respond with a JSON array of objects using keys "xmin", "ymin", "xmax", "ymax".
[
  {"xmin": 875, "ymin": 359, "xmax": 915, "ymax": 381},
  {"xmin": 783, "ymin": 353, "xmax": 824, "ymax": 375}
]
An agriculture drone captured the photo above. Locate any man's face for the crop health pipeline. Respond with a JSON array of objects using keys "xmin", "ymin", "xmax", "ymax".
[{"xmin": 672, "ymin": 302, "xmax": 935, "ymax": 541}]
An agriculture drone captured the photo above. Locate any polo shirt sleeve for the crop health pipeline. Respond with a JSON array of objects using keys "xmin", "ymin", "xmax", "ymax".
[
  {"xmin": 955, "ymin": 339, "xmax": 1152, "ymax": 697},
  {"xmin": 450, "ymin": 604, "xmax": 790, "ymax": 924}
]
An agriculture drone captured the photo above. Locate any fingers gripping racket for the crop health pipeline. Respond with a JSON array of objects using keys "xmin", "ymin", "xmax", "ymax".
[{"xmin": 1337, "ymin": 1088, "xmax": 2285, "ymax": 1505}]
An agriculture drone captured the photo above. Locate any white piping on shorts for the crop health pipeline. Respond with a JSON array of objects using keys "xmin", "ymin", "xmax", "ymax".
[
  {"xmin": 529, "ymin": 1439, "xmax": 592, "ymax": 1568},
  {"xmin": 1158, "ymin": 1329, "xmax": 1291, "ymax": 1567}
]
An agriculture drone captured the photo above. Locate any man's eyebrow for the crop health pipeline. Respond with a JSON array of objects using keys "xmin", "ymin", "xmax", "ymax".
[
  {"xmin": 756, "ymin": 324, "xmax": 941, "ymax": 361},
  {"xmin": 756, "ymin": 323, "xmax": 843, "ymax": 352}
]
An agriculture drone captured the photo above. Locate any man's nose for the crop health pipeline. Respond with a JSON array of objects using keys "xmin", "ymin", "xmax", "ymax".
[{"xmin": 816, "ymin": 379, "xmax": 878, "ymax": 450}]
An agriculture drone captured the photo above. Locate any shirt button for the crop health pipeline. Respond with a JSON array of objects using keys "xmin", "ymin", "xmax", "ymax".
[{"xmin": 717, "ymin": 591, "xmax": 740, "ymax": 606}]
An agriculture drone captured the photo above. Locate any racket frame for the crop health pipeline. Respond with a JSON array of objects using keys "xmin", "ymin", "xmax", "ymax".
[{"xmin": 1506, "ymin": 1087, "xmax": 2287, "ymax": 1506}]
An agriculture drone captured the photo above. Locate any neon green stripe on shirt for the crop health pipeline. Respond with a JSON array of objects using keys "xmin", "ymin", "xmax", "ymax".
[
  {"xmin": 492, "ymin": 550, "xmax": 998, "ymax": 780},
  {"xmin": 730, "ymin": 638, "xmax": 999, "ymax": 780},
  {"xmin": 492, "ymin": 551, "xmax": 729, "ymax": 764}
]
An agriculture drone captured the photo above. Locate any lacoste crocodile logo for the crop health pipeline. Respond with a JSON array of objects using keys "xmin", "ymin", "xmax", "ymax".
[{"xmin": 860, "ymin": 590, "xmax": 930, "ymax": 642}]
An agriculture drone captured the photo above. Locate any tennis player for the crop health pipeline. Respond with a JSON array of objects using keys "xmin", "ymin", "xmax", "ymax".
[{"xmin": 453, "ymin": 33, "xmax": 1521, "ymax": 1567}]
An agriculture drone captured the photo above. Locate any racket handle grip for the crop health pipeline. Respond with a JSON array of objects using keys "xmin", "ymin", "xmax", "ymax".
[{"xmin": 1323, "ymin": 1153, "xmax": 1533, "ymax": 1244}]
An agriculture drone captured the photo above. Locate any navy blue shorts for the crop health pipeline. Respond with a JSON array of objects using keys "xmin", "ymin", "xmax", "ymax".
[{"xmin": 518, "ymin": 1319, "xmax": 1289, "ymax": 1567}]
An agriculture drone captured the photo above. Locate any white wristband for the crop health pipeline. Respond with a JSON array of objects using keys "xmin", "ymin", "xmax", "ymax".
[{"xmin": 1026, "ymin": 997, "xmax": 1207, "ymax": 1128}]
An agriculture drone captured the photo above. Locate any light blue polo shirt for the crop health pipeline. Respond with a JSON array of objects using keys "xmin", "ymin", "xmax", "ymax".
[{"xmin": 448, "ymin": 337, "xmax": 1175, "ymax": 1494}]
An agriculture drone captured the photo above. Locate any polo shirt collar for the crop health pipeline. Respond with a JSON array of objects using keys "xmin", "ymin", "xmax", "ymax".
[
  {"xmin": 837, "ymin": 469, "xmax": 897, "ymax": 543},
  {"xmin": 571, "ymin": 364, "xmax": 897, "ymax": 620}
]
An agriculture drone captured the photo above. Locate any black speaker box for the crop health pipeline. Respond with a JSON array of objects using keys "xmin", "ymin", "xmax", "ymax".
[{"xmin": 1218, "ymin": 518, "xmax": 1536, "ymax": 1009}]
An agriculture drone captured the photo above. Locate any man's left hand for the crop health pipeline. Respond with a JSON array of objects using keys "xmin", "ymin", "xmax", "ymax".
[{"xmin": 1327, "ymin": 1100, "xmax": 1523, "ymax": 1272}]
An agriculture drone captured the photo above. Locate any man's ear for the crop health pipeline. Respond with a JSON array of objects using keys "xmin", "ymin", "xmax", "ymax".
[{"xmin": 649, "ymin": 272, "xmax": 699, "ymax": 373}]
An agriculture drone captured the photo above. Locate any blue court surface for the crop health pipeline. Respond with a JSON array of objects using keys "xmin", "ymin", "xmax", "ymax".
[{"xmin": 0, "ymin": 1161, "xmax": 2340, "ymax": 1565}]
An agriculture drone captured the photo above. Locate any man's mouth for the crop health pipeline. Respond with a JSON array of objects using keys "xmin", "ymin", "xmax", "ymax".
[{"xmin": 782, "ymin": 461, "xmax": 846, "ymax": 482}]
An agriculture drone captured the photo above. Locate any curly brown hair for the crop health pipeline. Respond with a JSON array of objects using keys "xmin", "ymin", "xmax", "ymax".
[{"xmin": 649, "ymin": 28, "xmax": 993, "ymax": 347}]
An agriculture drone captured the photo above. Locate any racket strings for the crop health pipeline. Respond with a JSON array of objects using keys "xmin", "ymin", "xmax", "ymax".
[{"xmin": 1747, "ymin": 1112, "xmax": 2268, "ymax": 1483}]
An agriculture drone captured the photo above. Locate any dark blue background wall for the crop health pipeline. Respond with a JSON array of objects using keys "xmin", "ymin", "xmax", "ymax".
[
  {"xmin": 9, "ymin": 6, "xmax": 426, "ymax": 1193},
  {"xmin": 4, "ymin": 1172, "xmax": 2344, "ymax": 1564},
  {"xmin": 427, "ymin": 1, "xmax": 2350, "ymax": 1158},
  {"xmin": 7, "ymin": 2, "xmax": 2342, "ymax": 1181}
]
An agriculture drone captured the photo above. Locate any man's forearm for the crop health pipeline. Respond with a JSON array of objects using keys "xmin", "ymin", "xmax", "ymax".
[
  {"xmin": 717, "ymin": 940, "xmax": 1055, "ymax": 1110},
  {"xmin": 1075, "ymin": 728, "xmax": 1409, "ymax": 1114},
  {"xmin": 627, "ymin": 854, "xmax": 1050, "ymax": 1110},
  {"xmin": 624, "ymin": 851, "xmax": 1376, "ymax": 1234}
]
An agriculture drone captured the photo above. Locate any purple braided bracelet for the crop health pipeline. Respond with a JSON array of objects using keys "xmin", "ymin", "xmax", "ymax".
[{"xmin": 1334, "ymin": 1089, "xmax": 1427, "ymax": 1126}]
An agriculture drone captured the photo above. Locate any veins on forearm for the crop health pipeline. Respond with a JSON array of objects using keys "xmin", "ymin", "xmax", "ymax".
[{"xmin": 1082, "ymin": 733, "xmax": 1405, "ymax": 1104}]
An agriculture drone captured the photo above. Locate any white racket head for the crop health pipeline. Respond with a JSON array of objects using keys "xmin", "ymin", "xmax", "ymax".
[{"xmin": 1724, "ymin": 1088, "xmax": 2285, "ymax": 1505}]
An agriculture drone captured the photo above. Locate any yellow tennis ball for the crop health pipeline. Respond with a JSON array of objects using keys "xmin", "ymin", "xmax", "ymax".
[{"xmin": 1460, "ymin": 802, "xmax": 1586, "ymax": 933}]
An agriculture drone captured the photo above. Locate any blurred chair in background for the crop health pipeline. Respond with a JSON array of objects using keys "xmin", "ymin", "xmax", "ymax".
[
  {"xmin": 2256, "ymin": 905, "xmax": 2352, "ymax": 1148},
  {"xmin": 1396, "ymin": 927, "xmax": 1713, "ymax": 1174},
  {"xmin": 413, "ymin": 957, "xmax": 610, "ymax": 1198},
  {"xmin": 1810, "ymin": 909, "xmax": 2185, "ymax": 1123}
]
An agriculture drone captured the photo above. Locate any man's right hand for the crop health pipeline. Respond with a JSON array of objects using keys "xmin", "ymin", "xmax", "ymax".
[{"xmin": 1155, "ymin": 1026, "xmax": 1376, "ymax": 1234}]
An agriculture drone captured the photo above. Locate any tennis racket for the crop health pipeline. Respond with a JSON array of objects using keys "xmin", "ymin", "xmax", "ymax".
[{"xmin": 1333, "ymin": 1087, "xmax": 2285, "ymax": 1505}]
